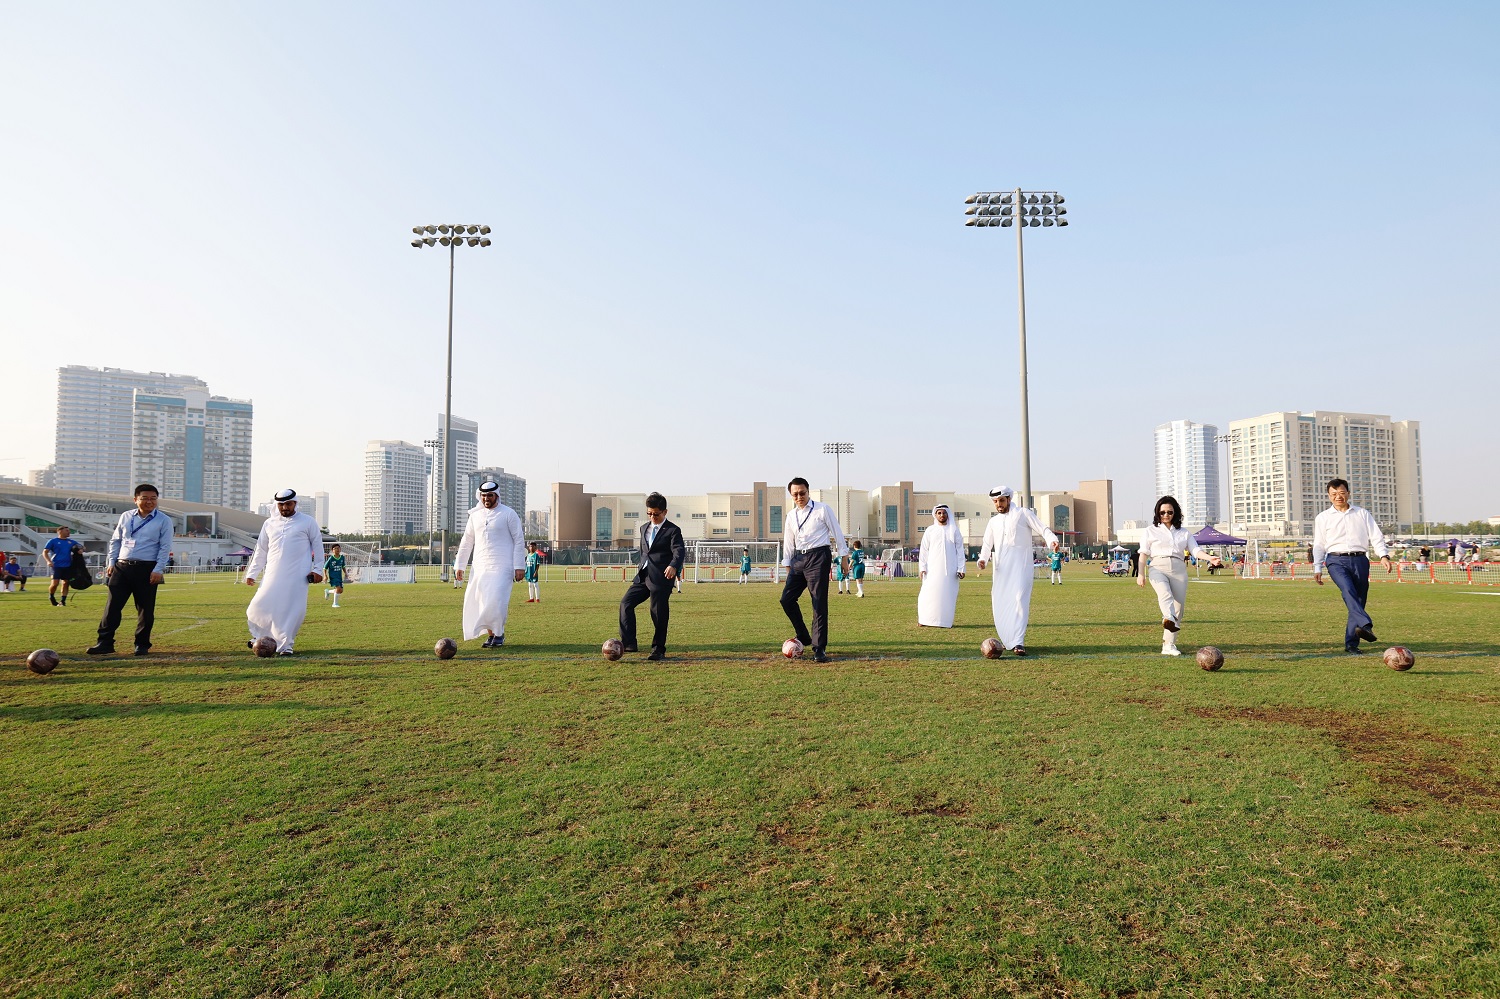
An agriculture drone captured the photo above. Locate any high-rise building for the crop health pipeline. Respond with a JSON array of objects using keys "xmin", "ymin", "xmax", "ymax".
[
  {"xmin": 1153, "ymin": 420, "xmax": 1220, "ymax": 530},
  {"xmin": 54, "ymin": 365, "xmax": 211, "ymax": 495},
  {"xmin": 472, "ymin": 467, "xmax": 525, "ymax": 518},
  {"xmin": 309, "ymin": 491, "xmax": 330, "ymax": 530},
  {"xmin": 27, "ymin": 465, "xmax": 56, "ymax": 488},
  {"xmin": 1228, "ymin": 410, "xmax": 1422, "ymax": 536},
  {"xmin": 131, "ymin": 390, "xmax": 254, "ymax": 511},
  {"xmin": 435, "ymin": 415, "xmax": 478, "ymax": 532},
  {"xmin": 364, "ymin": 440, "xmax": 430, "ymax": 535}
]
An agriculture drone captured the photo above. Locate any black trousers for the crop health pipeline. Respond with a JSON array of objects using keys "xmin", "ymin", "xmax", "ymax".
[
  {"xmin": 619, "ymin": 570, "xmax": 671, "ymax": 654},
  {"xmin": 97, "ymin": 560, "xmax": 160, "ymax": 650},
  {"xmin": 780, "ymin": 545, "xmax": 830, "ymax": 651}
]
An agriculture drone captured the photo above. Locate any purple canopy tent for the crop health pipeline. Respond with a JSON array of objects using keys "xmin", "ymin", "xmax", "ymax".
[{"xmin": 1192, "ymin": 525, "xmax": 1246, "ymax": 546}]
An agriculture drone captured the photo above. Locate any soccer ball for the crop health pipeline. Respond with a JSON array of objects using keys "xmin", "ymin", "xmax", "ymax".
[
  {"xmin": 27, "ymin": 649, "xmax": 60, "ymax": 675},
  {"xmin": 253, "ymin": 637, "xmax": 278, "ymax": 658},
  {"xmin": 781, "ymin": 638, "xmax": 804, "ymax": 659},
  {"xmin": 980, "ymin": 638, "xmax": 1003, "ymax": 659},
  {"xmin": 1196, "ymin": 646, "xmax": 1224, "ymax": 671},
  {"xmin": 602, "ymin": 638, "xmax": 624, "ymax": 661},
  {"xmin": 434, "ymin": 638, "xmax": 458, "ymax": 660},
  {"xmin": 1383, "ymin": 646, "xmax": 1415, "ymax": 671}
]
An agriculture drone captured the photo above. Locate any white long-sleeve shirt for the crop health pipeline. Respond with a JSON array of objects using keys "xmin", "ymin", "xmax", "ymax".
[
  {"xmin": 1139, "ymin": 525, "xmax": 1206, "ymax": 565},
  {"xmin": 976, "ymin": 506, "xmax": 1058, "ymax": 564},
  {"xmin": 1312, "ymin": 505, "xmax": 1389, "ymax": 572},
  {"xmin": 781, "ymin": 500, "xmax": 847, "ymax": 566}
]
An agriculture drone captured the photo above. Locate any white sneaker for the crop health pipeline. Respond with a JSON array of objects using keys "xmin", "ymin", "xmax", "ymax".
[{"xmin": 1161, "ymin": 643, "xmax": 1181, "ymax": 656}]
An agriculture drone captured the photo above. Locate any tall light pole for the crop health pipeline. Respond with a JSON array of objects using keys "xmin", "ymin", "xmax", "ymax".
[
  {"xmin": 822, "ymin": 442, "xmax": 854, "ymax": 535},
  {"xmin": 411, "ymin": 224, "xmax": 491, "ymax": 580},
  {"xmin": 422, "ymin": 438, "xmax": 441, "ymax": 565},
  {"xmin": 964, "ymin": 189, "xmax": 1068, "ymax": 511},
  {"xmin": 1214, "ymin": 432, "xmax": 1238, "ymax": 532}
]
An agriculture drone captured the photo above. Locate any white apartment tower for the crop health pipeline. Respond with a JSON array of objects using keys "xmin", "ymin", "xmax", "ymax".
[
  {"xmin": 54, "ymin": 365, "xmax": 211, "ymax": 495},
  {"xmin": 436, "ymin": 415, "xmax": 479, "ymax": 531},
  {"xmin": 1227, "ymin": 410, "xmax": 1422, "ymax": 536},
  {"xmin": 1153, "ymin": 420, "xmax": 1220, "ymax": 529},
  {"xmin": 364, "ymin": 440, "xmax": 431, "ymax": 535},
  {"xmin": 130, "ymin": 390, "xmax": 254, "ymax": 511}
]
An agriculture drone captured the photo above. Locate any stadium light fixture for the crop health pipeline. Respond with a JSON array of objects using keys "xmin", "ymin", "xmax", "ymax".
[
  {"xmin": 822, "ymin": 442, "xmax": 854, "ymax": 539},
  {"xmin": 962, "ymin": 188, "xmax": 1068, "ymax": 512},
  {"xmin": 411, "ymin": 222, "xmax": 492, "ymax": 580}
]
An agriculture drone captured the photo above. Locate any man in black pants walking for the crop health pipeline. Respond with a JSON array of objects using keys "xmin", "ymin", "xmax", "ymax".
[
  {"xmin": 779, "ymin": 477, "xmax": 848, "ymax": 663},
  {"xmin": 618, "ymin": 492, "xmax": 685, "ymax": 661},
  {"xmin": 89, "ymin": 484, "xmax": 175, "ymax": 656}
]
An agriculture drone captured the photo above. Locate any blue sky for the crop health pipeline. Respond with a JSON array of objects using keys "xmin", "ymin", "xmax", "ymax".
[{"xmin": 4, "ymin": 2, "xmax": 1496, "ymax": 530}]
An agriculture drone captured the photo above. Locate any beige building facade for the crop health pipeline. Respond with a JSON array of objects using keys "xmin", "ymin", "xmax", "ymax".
[{"xmin": 551, "ymin": 479, "xmax": 1114, "ymax": 547}]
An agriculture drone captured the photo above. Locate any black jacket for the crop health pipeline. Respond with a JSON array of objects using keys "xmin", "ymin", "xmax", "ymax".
[{"xmin": 636, "ymin": 518, "xmax": 685, "ymax": 584}]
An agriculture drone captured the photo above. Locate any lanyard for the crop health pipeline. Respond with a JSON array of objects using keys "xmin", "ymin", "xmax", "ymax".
[
  {"xmin": 795, "ymin": 502, "xmax": 814, "ymax": 533},
  {"xmin": 127, "ymin": 510, "xmax": 157, "ymax": 538}
]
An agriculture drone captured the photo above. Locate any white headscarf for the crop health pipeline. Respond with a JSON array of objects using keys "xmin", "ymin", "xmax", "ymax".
[{"xmin": 929, "ymin": 504, "xmax": 964, "ymax": 547}]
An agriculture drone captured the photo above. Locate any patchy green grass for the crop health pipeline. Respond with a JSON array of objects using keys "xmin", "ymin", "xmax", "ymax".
[{"xmin": 2, "ymin": 572, "xmax": 1498, "ymax": 997}]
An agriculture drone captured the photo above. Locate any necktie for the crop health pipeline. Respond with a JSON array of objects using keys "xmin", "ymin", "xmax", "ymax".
[{"xmin": 649, "ymin": 525, "xmax": 658, "ymax": 548}]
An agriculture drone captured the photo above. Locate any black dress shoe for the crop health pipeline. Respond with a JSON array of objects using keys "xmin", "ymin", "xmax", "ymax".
[
  {"xmin": 1346, "ymin": 647, "xmax": 1366, "ymax": 655},
  {"xmin": 812, "ymin": 650, "xmax": 831, "ymax": 663},
  {"xmin": 621, "ymin": 644, "xmax": 639, "ymax": 654},
  {"xmin": 133, "ymin": 647, "xmax": 150, "ymax": 656},
  {"xmin": 646, "ymin": 650, "xmax": 665, "ymax": 661},
  {"xmin": 1356, "ymin": 626, "xmax": 1378, "ymax": 643},
  {"xmin": 86, "ymin": 644, "xmax": 115, "ymax": 656}
]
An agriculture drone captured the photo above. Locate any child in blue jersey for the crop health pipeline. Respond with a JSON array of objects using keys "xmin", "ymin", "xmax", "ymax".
[
  {"xmin": 44, "ymin": 527, "xmax": 84, "ymax": 605},
  {"xmin": 323, "ymin": 544, "xmax": 347, "ymax": 607},
  {"xmin": 833, "ymin": 547, "xmax": 848, "ymax": 593},
  {"xmin": 1047, "ymin": 548, "xmax": 1064, "ymax": 585},
  {"xmin": 525, "ymin": 543, "xmax": 542, "ymax": 602},
  {"xmin": 848, "ymin": 540, "xmax": 867, "ymax": 597},
  {"xmin": 739, "ymin": 548, "xmax": 752, "ymax": 585}
]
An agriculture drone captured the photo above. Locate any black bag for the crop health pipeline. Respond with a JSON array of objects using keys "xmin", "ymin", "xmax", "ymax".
[{"xmin": 70, "ymin": 561, "xmax": 94, "ymax": 591}]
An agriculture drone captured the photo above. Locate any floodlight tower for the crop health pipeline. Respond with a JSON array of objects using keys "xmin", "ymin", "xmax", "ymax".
[
  {"xmin": 1214, "ymin": 432, "xmax": 1239, "ymax": 532},
  {"xmin": 963, "ymin": 189, "xmax": 1068, "ymax": 512},
  {"xmin": 411, "ymin": 224, "xmax": 491, "ymax": 579},
  {"xmin": 422, "ymin": 438, "xmax": 441, "ymax": 564},
  {"xmin": 822, "ymin": 442, "xmax": 854, "ymax": 535}
]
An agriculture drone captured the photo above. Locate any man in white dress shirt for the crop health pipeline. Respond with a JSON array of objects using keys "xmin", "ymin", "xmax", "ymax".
[
  {"xmin": 976, "ymin": 486, "xmax": 1058, "ymax": 656},
  {"xmin": 245, "ymin": 489, "xmax": 324, "ymax": 656},
  {"xmin": 779, "ymin": 477, "xmax": 847, "ymax": 662},
  {"xmin": 455, "ymin": 480, "xmax": 526, "ymax": 648},
  {"xmin": 1312, "ymin": 478, "xmax": 1393, "ymax": 654}
]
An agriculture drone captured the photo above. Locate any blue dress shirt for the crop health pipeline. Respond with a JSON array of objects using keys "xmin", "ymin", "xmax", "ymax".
[{"xmin": 107, "ymin": 509, "xmax": 175, "ymax": 574}]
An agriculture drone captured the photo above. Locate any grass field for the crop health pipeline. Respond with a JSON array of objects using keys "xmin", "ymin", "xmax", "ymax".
[{"xmin": 2, "ymin": 571, "xmax": 1498, "ymax": 997}]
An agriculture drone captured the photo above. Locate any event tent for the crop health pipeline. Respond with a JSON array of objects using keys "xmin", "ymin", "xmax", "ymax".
[{"xmin": 1192, "ymin": 525, "xmax": 1246, "ymax": 546}]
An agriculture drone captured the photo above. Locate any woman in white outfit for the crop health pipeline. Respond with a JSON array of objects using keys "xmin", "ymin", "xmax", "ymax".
[
  {"xmin": 917, "ymin": 504, "xmax": 966, "ymax": 627},
  {"xmin": 1137, "ymin": 495, "xmax": 1221, "ymax": 656}
]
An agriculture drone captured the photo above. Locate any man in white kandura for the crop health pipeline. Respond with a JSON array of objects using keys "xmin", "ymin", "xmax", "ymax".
[
  {"xmin": 917, "ymin": 504, "xmax": 966, "ymax": 628},
  {"xmin": 245, "ymin": 489, "xmax": 325, "ymax": 656},
  {"xmin": 976, "ymin": 486, "xmax": 1058, "ymax": 657},
  {"xmin": 455, "ymin": 480, "xmax": 525, "ymax": 648}
]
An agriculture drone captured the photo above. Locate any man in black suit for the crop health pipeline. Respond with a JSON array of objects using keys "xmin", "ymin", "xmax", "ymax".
[{"xmin": 619, "ymin": 492, "xmax": 686, "ymax": 661}]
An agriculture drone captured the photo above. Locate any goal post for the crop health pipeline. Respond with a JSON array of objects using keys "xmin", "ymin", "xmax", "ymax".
[{"xmin": 689, "ymin": 541, "xmax": 783, "ymax": 583}]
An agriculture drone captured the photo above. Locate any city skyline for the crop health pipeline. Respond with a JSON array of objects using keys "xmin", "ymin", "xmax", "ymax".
[{"xmin": 5, "ymin": 6, "xmax": 1495, "ymax": 529}]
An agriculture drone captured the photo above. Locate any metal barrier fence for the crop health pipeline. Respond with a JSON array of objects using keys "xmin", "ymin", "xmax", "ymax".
[{"xmin": 1237, "ymin": 559, "xmax": 1497, "ymax": 585}]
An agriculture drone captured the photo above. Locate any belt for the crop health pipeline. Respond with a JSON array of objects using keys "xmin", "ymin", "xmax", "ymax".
[
  {"xmin": 118, "ymin": 558, "xmax": 155, "ymax": 565},
  {"xmin": 1327, "ymin": 552, "xmax": 1367, "ymax": 557},
  {"xmin": 793, "ymin": 545, "xmax": 830, "ymax": 556}
]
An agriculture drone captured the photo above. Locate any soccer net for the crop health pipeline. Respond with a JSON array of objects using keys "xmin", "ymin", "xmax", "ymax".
[
  {"xmin": 689, "ymin": 541, "xmax": 782, "ymax": 583},
  {"xmin": 589, "ymin": 548, "xmax": 639, "ymax": 567}
]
